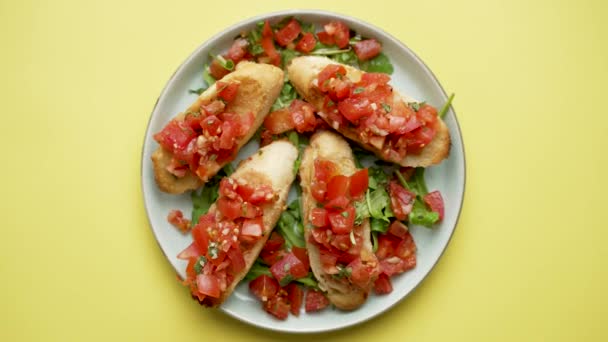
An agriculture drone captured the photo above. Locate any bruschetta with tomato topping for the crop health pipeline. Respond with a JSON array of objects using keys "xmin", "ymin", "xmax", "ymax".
[
  {"xmin": 288, "ymin": 56, "xmax": 450, "ymax": 167},
  {"xmin": 299, "ymin": 130, "xmax": 379, "ymax": 310},
  {"xmin": 177, "ymin": 140, "xmax": 298, "ymax": 306},
  {"xmin": 152, "ymin": 62, "xmax": 284, "ymax": 194}
]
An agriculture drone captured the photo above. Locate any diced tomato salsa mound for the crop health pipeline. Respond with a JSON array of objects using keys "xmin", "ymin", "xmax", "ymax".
[
  {"xmin": 153, "ymin": 81, "xmax": 255, "ymax": 180},
  {"xmin": 315, "ymin": 65, "xmax": 440, "ymax": 162},
  {"xmin": 308, "ymin": 159, "xmax": 379, "ymax": 289},
  {"xmin": 177, "ymin": 178, "xmax": 277, "ymax": 305}
]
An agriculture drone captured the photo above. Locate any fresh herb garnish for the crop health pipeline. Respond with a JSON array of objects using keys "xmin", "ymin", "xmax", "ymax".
[{"xmin": 438, "ymin": 93, "xmax": 455, "ymax": 118}]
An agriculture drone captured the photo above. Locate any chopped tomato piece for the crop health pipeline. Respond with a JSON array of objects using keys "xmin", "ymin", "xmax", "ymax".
[
  {"xmin": 200, "ymin": 115, "xmax": 222, "ymax": 136},
  {"xmin": 263, "ymin": 295, "xmax": 290, "ymax": 320},
  {"xmin": 167, "ymin": 209, "xmax": 191, "ymax": 232},
  {"xmin": 216, "ymin": 197, "xmax": 242, "ymax": 221},
  {"xmin": 263, "ymin": 108, "xmax": 294, "ymax": 134},
  {"xmin": 349, "ymin": 169, "xmax": 369, "ymax": 198},
  {"xmin": 270, "ymin": 252, "xmax": 308, "ymax": 283},
  {"xmin": 177, "ymin": 242, "xmax": 202, "ymax": 260},
  {"xmin": 360, "ymin": 72, "xmax": 391, "ymax": 86},
  {"xmin": 373, "ymin": 273, "xmax": 393, "ymax": 294},
  {"xmin": 262, "ymin": 232, "xmax": 285, "ymax": 253},
  {"xmin": 310, "ymin": 207, "xmax": 329, "ymax": 227},
  {"xmin": 217, "ymin": 82, "xmax": 240, "ymax": 103},
  {"xmin": 209, "ymin": 58, "xmax": 230, "ymax": 79},
  {"xmin": 153, "ymin": 120, "xmax": 196, "ymax": 154},
  {"xmin": 219, "ymin": 178, "xmax": 238, "ymax": 199},
  {"xmin": 262, "ymin": 20, "xmax": 273, "ymax": 38},
  {"xmin": 290, "ymin": 99, "xmax": 317, "ymax": 133},
  {"xmin": 275, "ymin": 19, "xmax": 301, "ymax": 46},
  {"xmin": 324, "ymin": 21, "xmax": 350, "ymax": 48},
  {"xmin": 311, "ymin": 181, "xmax": 327, "ymax": 203},
  {"xmin": 316, "ymin": 31, "xmax": 334, "ymax": 45},
  {"xmin": 235, "ymin": 183, "xmax": 254, "ymax": 201},
  {"xmin": 375, "ymin": 235, "xmax": 395, "ymax": 260},
  {"xmin": 423, "ymin": 191, "xmax": 444, "ymax": 221},
  {"xmin": 395, "ymin": 231, "xmax": 417, "ymax": 260},
  {"xmin": 314, "ymin": 159, "xmax": 337, "ymax": 182},
  {"xmin": 296, "ymin": 32, "xmax": 316, "ymax": 53},
  {"xmin": 388, "ymin": 181, "xmax": 415, "ymax": 220},
  {"xmin": 326, "ymin": 175, "xmax": 350, "ymax": 201},
  {"xmin": 249, "ymin": 275, "xmax": 279, "ymax": 301},
  {"xmin": 217, "ymin": 120, "xmax": 238, "ymax": 150},
  {"xmin": 317, "ymin": 64, "xmax": 347, "ymax": 92},
  {"xmin": 305, "ymin": 289, "xmax": 330, "ymax": 312},
  {"xmin": 328, "ymin": 205, "xmax": 355, "ymax": 234},
  {"xmin": 241, "ymin": 217, "xmax": 264, "ymax": 239},
  {"xmin": 338, "ymin": 97, "xmax": 373, "ymax": 123},
  {"xmin": 227, "ymin": 247, "xmax": 246, "ymax": 273},
  {"xmin": 286, "ymin": 283, "xmax": 303, "ymax": 316},
  {"xmin": 348, "ymin": 257, "xmax": 375, "ymax": 288},
  {"xmin": 318, "ymin": 249, "xmax": 338, "ymax": 273},
  {"xmin": 354, "ymin": 39, "xmax": 382, "ymax": 61},
  {"xmin": 417, "ymin": 104, "xmax": 438, "ymax": 125},
  {"xmin": 226, "ymin": 38, "xmax": 249, "ymax": 63},
  {"xmin": 201, "ymin": 100, "xmax": 225, "ymax": 116},
  {"xmin": 388, "ymin": 220, "xmax": 408, "ymax": 239},
  {"xmin": 330, "ymin": 233, "xmax": 352, "ymax": 251},
  {"xmin": 324, "ymin": 195, "xmax": 350, "ymax": 210},
  {"xmin": 196, "ymin": 274, "xmax": 221, "ymax": 298},
  {"xmin": 261, "ymin": 36, "xmax": 280, "ymax": 66},
  {"xmin": 291, "ymin": 246, "xmax": 310, "ymax": 272},
  {"xmin": 248, "ymin": 185, "xmax": 275, "ymax": 205},
  {"xmin": 191, "ymin": 221, "xmax": 211, "ymax": 253}
]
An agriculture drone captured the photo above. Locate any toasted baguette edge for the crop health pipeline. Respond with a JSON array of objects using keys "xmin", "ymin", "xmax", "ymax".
[
  {"xmin": 152, "ymin": 62, "xmax": 284, "ymax": 194},
  {"xmin": 287, "ymin": 56, "xmax": 450, "ymax": 168},
  {"xmin": 299, "ymin": 130, "xmax": 377, "ymax": 310},
  {"xmin": 204, "ymin": 140, "xmax": 298, "ymax": 307}
]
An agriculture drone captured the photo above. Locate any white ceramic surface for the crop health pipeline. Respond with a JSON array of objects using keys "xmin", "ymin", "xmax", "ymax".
[{"xmin": 141, "ymin": 9, "xmax": 465, "ymax": 333}]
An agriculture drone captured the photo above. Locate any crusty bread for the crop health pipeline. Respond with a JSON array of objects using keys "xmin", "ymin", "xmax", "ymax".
[
  {"xmin": 204, "ymin": 140, "xmax": 298, "ymax": 307},
  {"xmin": 299, "ymin": 130, "xmax": 377, "ymax": 310},
  {"xmin": 152, "ymin": 62, "xmax": 284, "ymax": 194},
  {"xmin": 287, "ymin": 56, "xmax": 450, "ymax": 167}
]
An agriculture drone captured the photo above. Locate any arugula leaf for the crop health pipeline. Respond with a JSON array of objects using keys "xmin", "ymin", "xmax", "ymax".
[
  {"xmin": 409, "ymin": 199, "xmax": 439, "ymax": 227},
  {"xmin": 190, "ymin": 164, "xmax": 233, "ymax": 225},
  {"xmin": 331, "ymin": 50, "xmax": 359, "ymax": 66},
  {"xmin": 371, "ymin": 231, "xmax": 379, "ymax": 252},
  {"xmin": 203, "ymin": 64, "xmax": 216, "ymax": 87},
  {"xmin": 281, "ymin": 48, "xmax": 300, "ymax": 68},
  {"xmin": 311, "ymin": 47, "xmax": 353, "ymax": 56},
  {"xmin": 354, "ymin": 199, "xmax": 370, "ymax": 226},
  {"xmin": 359, "ymin": 52, "xmax": 394, "ymax": 74},
  {"xmin": 368, "ymin": 166, "xmax": 389, "ymax": 190},
  {"xmin": 367, "ymin": 187, "xmax": 391, "ymax": 222},
  {"xmin": 438, "ymin": 93, "xmax": 455, "ymax": 118},
  {"xmin": 243, "ymin": 259, "xmax": 272, "ymax": 281},
  {"xmin": 276, "ymin": 199, "xmax": 306, "ymax": 248},
  {"xmin": 295, "ymin": 272, "xmax": 320, "ymax": 289},
  {"xmin": 270, "ymin": 81, "xmax": 297, "ymax": 111},
  {"xmin": 247, "ymin": 22, "xmax": 265, "ymax": 56},
  {"xmin": 300, "ymin": 21, "xmax": 315, "ymax": 33},
  {"xmin": 370, "ymin": 217, "xmax": 389, "ymax": 233}
]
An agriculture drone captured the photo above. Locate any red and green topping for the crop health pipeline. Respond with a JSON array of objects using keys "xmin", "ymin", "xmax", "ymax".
[
  {"xmin": 177, "ymin": 176, "xmax": 276, "ymax": 304},
  {"xmin": 315, "ymin": 64, "xmax": 442, "ymax": 162},
  {"xmin": 154, "ymin": 81, "xmax": 254, "ymax": 180}
]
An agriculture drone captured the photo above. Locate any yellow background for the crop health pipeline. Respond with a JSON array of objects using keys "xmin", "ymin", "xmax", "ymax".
[{"xmin": 1, "ymin": 0, "xmax": 607, "ymax": 340}]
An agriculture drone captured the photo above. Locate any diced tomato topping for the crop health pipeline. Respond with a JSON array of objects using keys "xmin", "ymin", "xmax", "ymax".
[
  {"xmin": 316, "ymin": 31, "xmax": 334, "ymax": 45},
  {"xmin": 388, "ymin": 181, "xmax": 415, "ymax": 220},
  {"xmin": 305, "ymin": 289, "xmax": 330, "ymax": 312},
  {"xmin": 235, "ymin": 183, "xmax": 254, "ymax": 201},
  {"xmin": 196, "ymin": 274, "xmax": 221, "ymax": 298},
  {"xmin": 324, "ymin": 195, "xmax": 350, "ymax": 210},
  {"xmin": 330, "ymin": 234, "xmax": 352, "ymax": 251},
  {"xmin": 296, "ymin": 32, "xmax": 316, "ymax": 53},
  {"xmin": 208, "ymin": 58, "xmax": 230, "ymax": 79},
  {"xmin": 262, "ymin": 20, "xmax": 273, "ymax": 38},
  {"xmin": 388, "ymin": 220, "xmax": 408, "ymax": 239},
  {"xmin": 317, "ymin": 64, "xmax": 347, "ymax": 92},
  {"xmin": 375, "ymin": 235, "xmax": 395, "ymax": 260},
  {"xmin": 373, "ymin": 273, "xmax": 393, "ymax": 294},
  {"xmin": 261, "ymin": 36, "xmax": 281, "ymax": 66},
  {"xmin": 319, "ymin": 249, "xmax": 338, "ymax": 273},
  {"xmin": 249, "ymin": 275, "xmax": 279, "ymax": 301},
  {"xmin": 314, "ymin": 159, "xmax": 337, "ymax": 182},
  {"xmin": 286, "ymin": 283, "xmax": 303, "ymax": 316},
  {"xmin": 177, "ymin": 242, "xmax": 202, "ymax": 260},
  {"xmin": 291, "ymin": 246, "xmax": 310, "ymax": 272},
  {"xmin": 324, "ymin": 21, "xmax": 350, "ymax": 48},
  {"xmin": 360, "ymin": 72, "xmax": 391, "ymax": 86},
  {"xmin": 417, "ymin": 104, "xmax": 438, "ymax": 125},
  {"xmin": 338, "ymin": 97, "xmax": 373, "ymax": 123},
  {"xmin": 201, "ymin": 100, "xmax": 226, "ymax": 116},
  {"xmin": 167, "ymin": 209, "xmax": 191, "ymax": 232},
  {"xmin": 310, "ymin": 207, "xmax": 329, "ymax": 227},
  {"xmin": 263, "ymin": 294, "xmax": 290, "ymax": 320},
  {"xmin": 263, "ymin": 108, "xmax": 294, "ymax": 134},
  {"xmin": 226, "ymin": 38, "xmax": 249, "ymax": 63},
  {"xmin": 219, "ymin": 178, "xmax": 238, "ymax": 199},
  {"xmin": 349, "ymin": 169, "xmax": 368, "ymax": 198},
  {"xmin": 404, "ymin": 125, "xmax": 436, "ymax": 154},
  {"xmin": 354, "ymin": 39, "xmax": 382, "ymax": 61},
  {"xmin": 262, "ymin": 232, "xmax": 285, "ymax": 253},
  {"xmin": 153, "ymin": 120, "xmax": 196, "ymax": 154},
  {"xmin": 326, "ymin": 175, "xmax": 350, "ymax": 201},
  {"xmin": 290, "ymin": 99, "xmax": 317, "ymax": 133},
  {"xmin": 241, "ymin": 217, "xmax": 264, "ymax": 239},
  {"xmin": 218, "ymin": 120, "xmax": 238, "ymax": 150},
  {"xmin": 217, "ymin": 82, "xmax": 240, "ymax": 102},
  {"xmin": 423, "ymin": 190, "xmax": 445, "ymax": 220},
  {"xmin": 311, "ymin": 181, "xmax": 327, "ymax": 203},
  {"xmin": 191, "ymin": 221, "xmax": 210, "ymax": 253},
  {"xmin": 216, "ymin": 197, "xmax": 242, "ymax": 221},
  {"xmin": 270, "ymin": 252, "xmax": 308, "ymax": 284},
  {"xmin": 328, "ymin": 205, "xmax": 355, "ymax": 234},
  {"xmin": 274, "ymin": 19, "xmax": 301, "ymax": 46},
  {"xmin": 348, "ymin": 257, "xmax": 375, "ymax": 288},
  {"xmin": 227, "ymin": 247, "xmax": 246, "ymax": 273}
]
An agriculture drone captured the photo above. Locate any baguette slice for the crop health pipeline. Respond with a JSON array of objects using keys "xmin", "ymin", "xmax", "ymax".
[
  {"xmin": 288, "ymin": 56, "xmax": 450, "ymax": 167},
  {"xmin": 299, "ymin": 130, "xmax": 378, "ymax": 310},
  {"xmin": 152, "ymin": 62, "xmax": 284, "ymax": 194},
  {"xmin": 202, "ymin": 140, "xmax": 298, "ymax": 307}
]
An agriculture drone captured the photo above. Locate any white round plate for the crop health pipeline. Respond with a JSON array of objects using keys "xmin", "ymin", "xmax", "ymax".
[{"xmin": 141, "ymin": 9, "xmax": 465, "ymax": 333}]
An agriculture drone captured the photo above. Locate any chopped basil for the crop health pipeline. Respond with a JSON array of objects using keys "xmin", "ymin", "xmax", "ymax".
[
  {"xmin": 208, "ymin": 242, "xmax": 219, "ymax": 259},
  {"xmin": 270, "ymin": 80, "xmax": 297, "ymax": 111},
  {"xmin": 353, "ymin": 87, "xmax": 365, "ymax": 94},
  {"xmin": 193, "ymin": 256, "xmax": 208, "ymax": 274},
  {"xmin": 341, "ymin": 211, "xmax": 349, "ymax": 218},
  {"xmin": 295, "ymin": 273, "xmax": 320, "ymax": 289},
  {"xmin": 279, "ymin": 274, "xmax": 294, "ymax": 287},
  {"xmin": 334, "ymin": 265, "xmax": 352, "ymax": 278},
  {"xmin": 382, "ymin": 103, "xmax": 391, "ymax": 113}
]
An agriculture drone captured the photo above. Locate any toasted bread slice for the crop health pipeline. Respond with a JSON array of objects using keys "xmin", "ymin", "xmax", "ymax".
[
  {"xmin": 203, "ymin": 140, "xmax": 298, "ymax": 306},
  {"xmin": 299, "ymin": 130, "xmax": 378, "ymax": 310},
  {"xmin": 287, "ymin": 56, "xmax": 450, "ymax": 167},
  {"xmin": 152, "ymin": 62, "xmax": 284, "ymax": 194}
]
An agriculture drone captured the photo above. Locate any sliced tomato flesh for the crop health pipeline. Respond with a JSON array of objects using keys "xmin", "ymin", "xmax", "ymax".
[
  {"xmin": 354, "ymin": 39, "xmax": 382, "ymax": 61},
  {"xmin": 423, "ymin": 190, "xmax": 445, "ymax": 220},
  {"xmin": 305, "ymin": 289, "xmax": 330, "ymax": 312},
  {"xmin": 249, "ymin": 275, "xmax": 279, "ymax": 301}
]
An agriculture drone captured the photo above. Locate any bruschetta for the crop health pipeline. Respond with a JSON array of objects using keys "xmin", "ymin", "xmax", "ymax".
[
  {"xmin": 177, "ymin": 140, "xmax": 299, "ymax": 306},
  {"xmin": 152, "ymin": 62, "xmax": 284, "ymax": 194},
  {"xmin": 288, "ymin": 56, "xmax": 450, "ymax": 167},
  {"xmin": 299, "ymin": 130, "xmax": 379, "ymax": 310}
]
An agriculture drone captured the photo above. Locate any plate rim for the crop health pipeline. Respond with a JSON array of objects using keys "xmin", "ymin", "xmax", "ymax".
[{"xmin": 140, "ymin": 8, "xmax": 467, "ymax": 334}]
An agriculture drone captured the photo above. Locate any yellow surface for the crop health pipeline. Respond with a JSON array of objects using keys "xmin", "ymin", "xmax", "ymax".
[{"xmin": 1, "ymin": 0, "xmax": 607, "ymax": 340}]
